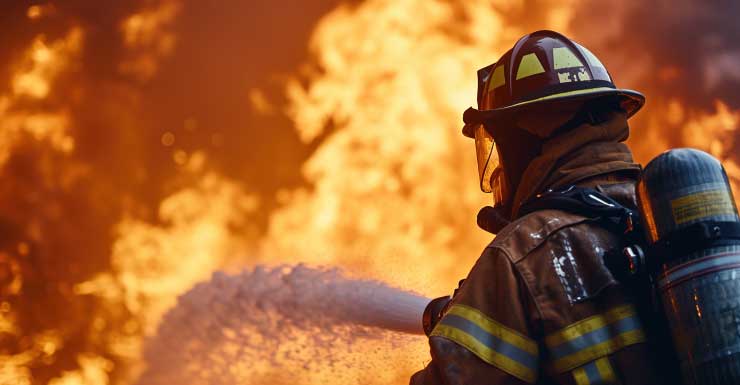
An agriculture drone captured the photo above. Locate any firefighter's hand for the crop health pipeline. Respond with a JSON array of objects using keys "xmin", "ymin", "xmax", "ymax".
[{"xmin": 409, "ymin": 364, "xmax": 443, "ymax": 385}]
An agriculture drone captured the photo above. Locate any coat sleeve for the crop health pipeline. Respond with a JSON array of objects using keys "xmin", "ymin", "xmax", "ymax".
[{"xmin": 410, "ymin": 247, "xmax": 540, "ymax": 385}]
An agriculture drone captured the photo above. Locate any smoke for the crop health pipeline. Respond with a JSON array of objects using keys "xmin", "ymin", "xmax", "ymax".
[
  {"xmin": 569, "ymin": 0, "xmax": 740, "ymax": 165},
  {"xmin": 571, "ymin": 0, "xmax": 740, "ymax": 108},
  {"xmin": 137, "ymin": 264, "xmax": 429, "ymax": 385}
]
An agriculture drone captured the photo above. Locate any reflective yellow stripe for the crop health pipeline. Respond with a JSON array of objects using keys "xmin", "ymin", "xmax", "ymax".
[
  {"xmin": 575, "ymin": 43, "xmax": 606, "ymax": 69},
  {"xmin": 555, "ymin": 329, "xmax": 644, "ymax": 373},
  {"xmin": 594, "ymin": 357, "xmax": 618, "ymax": 383},
  {"xmin": 573, "ymin": 364, "xmax": 591, "ymax": 385},
  {"xmin": 546, "ymin": 305, "xmax": 635, "ymax": 347},
  {"xmin": 490, "ymin": 65, "xmax": 506, "ymax": 89},
  {"xmin": 447, "ymin": 305, "xmax": 538, "ymax": 355},
  {"xmin": 431, "ymin": 304, "xmax": 539, "ymax": 383},
  {"xmin": 546, "ymin": 305, "xmax": 646, "ymax": 373},
  {"xmin": 516, "ymin": 53, "xmax": 546, "ymax": 80},
  {"xmin": 572, "ymin": 357, "xmax": 619, "ymax": 385},
  {"xmin": 495, "ymin": 87, "xmax": 636, "ymax": 111},
  {"xmin": 553, "ymin": 47, "xmax": 584, "ymax": 69}
]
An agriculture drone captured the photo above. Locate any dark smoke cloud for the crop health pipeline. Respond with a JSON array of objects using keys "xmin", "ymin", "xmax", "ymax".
[
  {"xmin": 568, "ymin": 0, "xmax": 740, "ymax": 160},
  {"xmin": 571, "ymin": 0, "xmax": 740, "ymax": 108}
]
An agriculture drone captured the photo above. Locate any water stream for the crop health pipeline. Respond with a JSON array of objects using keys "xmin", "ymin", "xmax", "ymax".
[{"xmin": 138, "ymin": 264, "xmax": 430, "ymax": 385}]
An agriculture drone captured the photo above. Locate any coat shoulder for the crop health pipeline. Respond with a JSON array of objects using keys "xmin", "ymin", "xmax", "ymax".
[{"xmin": 487, "ymin": 209, "xmax": 589, "ymax": 264}]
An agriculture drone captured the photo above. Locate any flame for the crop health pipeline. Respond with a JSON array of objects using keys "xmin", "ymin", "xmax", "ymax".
[
  {"xmin": 12, "ymin": 28, "xmax": 82, "ymax": 99},
  {"xmin": 681, "ymin": 101, "xmax": 739, "ymax": 161},
  {"xmin": 1, "ymin": 329, "xmax": 65, "ymax": 385},
  {"xmin": 1, "ymin": 26, "xmax": 84, "ymax": 383},
  {"xmin": 69, "ymin": 155, "xmax": 261, "ymax": 382},
  {"xmin": 0, "ymin": 28, "xmax": 81, "ymax": 167},
  {"xmin": 46, "ymin": 355, "xmax": 113, "ymax": 385},
  {"xmin": 119, "ymin": 0, "xmax": 181, "ymax": 82},
  {"xmin": 273, "ymin": 0, "xmax": 575, "ymax": 294},
  {"xmin": 630, "ymin": 98, "xmax": 740, "ymax": 203},
  {"xmin": 108, "ymin": 165, "xmax": 259, "ymax": 334},
  {"xmin": 87, "ymin": 1, "xmax": 578, "ymax": 382},
  {"xmin": 679, "ymin": 101, "xmax": 740, "ymax": 202},
  {"xmin": 260, "ymin": 0, "xmax": 575, "ymax": 381},
  {"xmin": 26, "ymin": 4, "xmax": 55, "ymax": 21}
]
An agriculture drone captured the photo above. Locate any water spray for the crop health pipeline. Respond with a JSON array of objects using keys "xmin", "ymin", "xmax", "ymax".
[{"xmin": 138, "ymin": 264, "xmax": 432, "ymax": 384}]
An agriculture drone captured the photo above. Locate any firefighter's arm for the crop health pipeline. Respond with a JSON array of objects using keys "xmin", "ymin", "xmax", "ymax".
[{"xmin": 410, "ymin": 247, "xmax": 539, "ymax": 385}]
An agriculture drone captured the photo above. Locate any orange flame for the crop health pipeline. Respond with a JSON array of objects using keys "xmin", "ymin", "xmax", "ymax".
[
  {"xmin": 0, "ymin": 27, "xmax": 81, "ymax": 167},
  {"xmin": 119, "ymin": 0, "xmax": 180, "ymax": 82}
]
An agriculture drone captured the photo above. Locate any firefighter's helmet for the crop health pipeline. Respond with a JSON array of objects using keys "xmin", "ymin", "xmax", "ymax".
[{"xmin": 463, "ymin": 30, "xmax": 645, "ymax": 203}]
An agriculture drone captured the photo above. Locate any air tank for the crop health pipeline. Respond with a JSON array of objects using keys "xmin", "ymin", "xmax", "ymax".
[{"xmin": 638, "ymin": 148, "xmax": 740, "ymax": 385}]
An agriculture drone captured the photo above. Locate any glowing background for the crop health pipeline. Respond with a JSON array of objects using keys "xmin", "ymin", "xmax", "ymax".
[{"xmin": 1, "ymin": 1, "xmax": 739, "ymax": 384}]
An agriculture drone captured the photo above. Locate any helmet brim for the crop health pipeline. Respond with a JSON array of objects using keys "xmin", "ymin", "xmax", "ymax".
[{"xmin": 462, "ymin": 87, "xmax": 645, "ymax": 138}]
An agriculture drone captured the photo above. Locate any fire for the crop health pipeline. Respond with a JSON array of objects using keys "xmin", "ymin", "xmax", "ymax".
[
  {"xmin": 26, "ymin": 4, "xmax": 55, "ymax": 21},
  {"xmin": 679, "ymin": 101, "xmax": 740, "ymax": 202},
  {"xmin": 47, "ymin": 355, "xmax": 113, "ymax": 385},
  {"xmin": 262, "ymin": 0, "xmax": 576, "ymax": 381},
  {"xmin": 628, "ymin": 98, "xmax": 740, "ymax": 204},
  {"xmin": 2, "ymin": 1, "xmax": 739, "ymax": 385},
  {"xmin": 681, "ymin": 101, "xmax": 739, "ymax": 162},
  {"xmin": 68, "ymin": 153, "xmax": 262, "ymax": 382},
  {"xmin": 119, "ymin": 0, "xmax": 180, "ymax": 82},
  {"xmin": 11, "ymin": 28, "xmax": 82, "ymax": 99},
  {"xmin": 0, "ymin": 27, "xmax": 81, "ymax": 167},
  {"xmin": 274, "ymin": 0, "xmax": 575, "ymax": 293},
  {"xmin": 108, "ymin": 165, "xmax": 259, "ymax": 334},
  {"xmin": 0, "ymin": 25, "xmax": 83, "ymax": 384}
]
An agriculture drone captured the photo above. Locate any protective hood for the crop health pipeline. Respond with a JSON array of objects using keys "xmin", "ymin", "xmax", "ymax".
[{"xmin": 510, "ymin": 110, "xmax": 640, "ymax": 218}]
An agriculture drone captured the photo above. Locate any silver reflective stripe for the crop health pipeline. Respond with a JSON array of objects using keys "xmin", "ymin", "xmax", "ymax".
[
  {"xmin": 549, "ymin": 316, "xmax": 641, "ymax": 360},
  {"xmin": 658, "ymin": 252, "xmax": 740, "ymax": 289},
  {"xmin": 440, "ymin": 314, "xmax": 538, "ymax": 371},
  {"xmin": 583, "ymin": 360, "xmax": 602, "ymax": 383},
  {"xmin": 573, "ymin": 358, "xmax": 617, "ymax": 385}
]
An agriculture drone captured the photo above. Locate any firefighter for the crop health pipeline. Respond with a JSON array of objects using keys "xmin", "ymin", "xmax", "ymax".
[{"xmin": 411, "ymin": 30, "xmax": 663, "ymax": 385}]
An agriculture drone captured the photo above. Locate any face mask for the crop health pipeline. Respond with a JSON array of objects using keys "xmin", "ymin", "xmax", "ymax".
[{"xmin": 472, "ymin": 123, "xmax": 509, "ymax": 207}]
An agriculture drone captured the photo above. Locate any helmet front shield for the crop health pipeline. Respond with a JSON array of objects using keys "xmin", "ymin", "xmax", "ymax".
[
  {"xmin": 471, "ymin": 123, "xmax": 507, "ymax": 207},
  {"xmin": 473, "ymin": 123, "xmax": 499, "ymax": 193}
]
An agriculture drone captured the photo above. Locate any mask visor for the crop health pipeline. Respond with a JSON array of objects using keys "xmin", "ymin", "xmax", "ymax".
[{"xmin": 474, "ymin": 124, "xmax": 502, "ymax": 194}]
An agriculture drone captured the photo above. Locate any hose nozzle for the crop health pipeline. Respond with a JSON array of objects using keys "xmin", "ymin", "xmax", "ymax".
[{"xmin": 422, "ymin": 296, "xmax": 452, "ymax": 336}]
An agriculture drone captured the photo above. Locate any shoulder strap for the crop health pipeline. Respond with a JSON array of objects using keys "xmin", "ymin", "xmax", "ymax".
[
  {"xmin": 520, "ymin": 186, "xmax": 648, "ymax": 281},
  {"xmin": 519, "ymin": 185, "xmax": 637, "ymax": 235}
]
